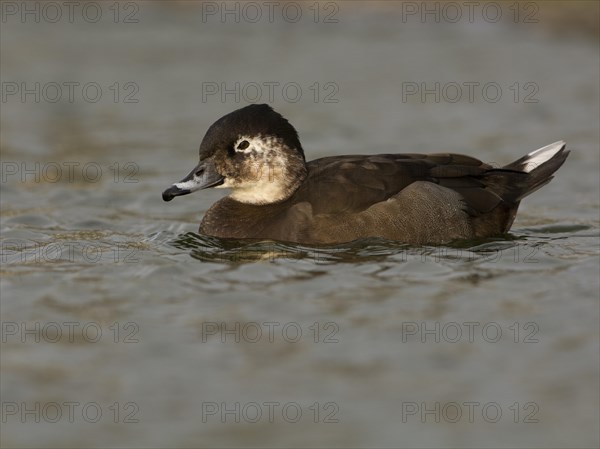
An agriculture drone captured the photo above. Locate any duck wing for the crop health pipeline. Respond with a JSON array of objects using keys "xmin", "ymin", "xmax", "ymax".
[{"xmin": 296, "ymin": 153, "xmax": 505, "ymax": 215}]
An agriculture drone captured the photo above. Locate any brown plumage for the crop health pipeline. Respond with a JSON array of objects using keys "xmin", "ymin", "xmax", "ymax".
[{"xmin": 163, "ymin": 105, "xmax": 569, "ymax": 245}]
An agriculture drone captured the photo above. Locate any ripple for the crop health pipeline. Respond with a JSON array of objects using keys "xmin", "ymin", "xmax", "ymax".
[
  {"xmin": 167, "ymin": 231, "xmax": 549, "ymax": 267},
  {"xmin": 520, "ymin": 224, "xmax": 592, "ymax": 234}
]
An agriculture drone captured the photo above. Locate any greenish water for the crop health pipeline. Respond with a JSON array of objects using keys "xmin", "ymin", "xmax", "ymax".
[{"xmin": 1, "ymin": 2, "xmax": 599, "ymax": 448}]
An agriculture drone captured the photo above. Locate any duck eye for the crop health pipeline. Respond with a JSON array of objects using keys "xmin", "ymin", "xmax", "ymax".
[
  {"xmin": 195, "ymin": 168, "xmax": 204, "ymax": 177},
  {"xmin": 237, "ymin": 140, "xmax": 250, "ymax": 150}
]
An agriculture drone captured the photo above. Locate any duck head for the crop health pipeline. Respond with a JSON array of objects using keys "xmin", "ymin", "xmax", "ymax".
[{"xmin": 162, "ymin": 104, "xmax": 307, "ymax": 205}]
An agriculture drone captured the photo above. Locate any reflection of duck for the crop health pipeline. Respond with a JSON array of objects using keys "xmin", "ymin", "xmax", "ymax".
[{"xmin": 162, "ymin": 105, "xmax": 569, "ymax": 245}]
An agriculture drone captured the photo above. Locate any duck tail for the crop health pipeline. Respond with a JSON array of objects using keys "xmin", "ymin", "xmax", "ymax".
[{"xmin": 501, "ymin": 141, "xmax": 569, "ymax": 201}]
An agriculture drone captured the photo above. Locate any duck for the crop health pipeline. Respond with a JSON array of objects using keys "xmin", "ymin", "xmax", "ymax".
[{"xmin": 162, "ymin": 104, "xmax": 569, "ymax": 245}]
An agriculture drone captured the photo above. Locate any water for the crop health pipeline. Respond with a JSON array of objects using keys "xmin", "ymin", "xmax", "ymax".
[{"xmin": 1, "ymin": 2, "xmax": 599, "ymax": 447}]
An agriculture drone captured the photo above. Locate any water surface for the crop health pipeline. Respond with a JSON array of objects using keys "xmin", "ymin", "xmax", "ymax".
[{"xmin": 1, "ymin": 2, "xmax": 599, "ymax": 447}]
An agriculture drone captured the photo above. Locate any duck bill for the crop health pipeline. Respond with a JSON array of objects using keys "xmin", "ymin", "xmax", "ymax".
[{"xmin": 162, "ymin": 159, "xmax": 224, "ymax": 202}]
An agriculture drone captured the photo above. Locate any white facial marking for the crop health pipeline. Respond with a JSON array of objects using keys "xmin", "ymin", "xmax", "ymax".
[
  {"xmin": 522, "ymin": 141, "xmax": 565, "ymax": 173},
  {"xmin": 174, "ymin": 176, "xmax": 203, "ymax": 192},
  {"xmin": 234, "ymin": 135, "xmax": 276, "ymax": 154},
  {"xmin": 228, "ymin": 180, "xmax": 289, "ymax": 204},
  {"xmin": 217, "ymin": 135, "xmax": 299, "ymax": 204}
]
